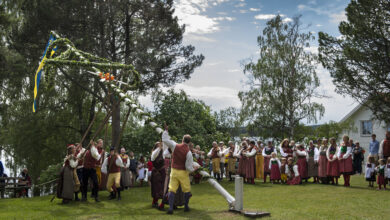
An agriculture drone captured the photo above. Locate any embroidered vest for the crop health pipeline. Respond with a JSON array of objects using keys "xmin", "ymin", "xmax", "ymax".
[{"xmin": 171, "ymin": 143, "xmax": 190, "ymax": 170}]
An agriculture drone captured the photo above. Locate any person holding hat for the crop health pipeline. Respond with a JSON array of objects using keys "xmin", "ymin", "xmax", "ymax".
[
  {"xmin": 162, "ymin": 126, "xmax": 200, "ymax": 215},
  {"xmin": 101, "ymin": 147, "xmax": 125, "ymax": 200}
]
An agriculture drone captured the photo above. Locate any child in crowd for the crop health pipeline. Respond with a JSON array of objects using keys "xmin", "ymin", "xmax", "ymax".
[
  {"xmin": 280, "ymin": 158, "xmax": 287, "ymax": 184},
  {"xmin": 365, "ymin": 155, "xmax": 376, "ymax": 187},
  {"xmin": 386, "ymin": 158, "xmax": 390, "ymax": 188},
  {"xmin": 376, "ymin": 159, "xmax": 386, "ymax": 190},
  {"xmin": 286, "ymin": 158, "xmax": 301, "ymax": 185},
  {"xmin": 269, "ymin": 152, "xmax": 281, "ymax": 184}
]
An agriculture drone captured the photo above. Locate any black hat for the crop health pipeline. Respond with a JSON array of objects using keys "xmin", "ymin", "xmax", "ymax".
[{"xmin": 110, "ymin": 146, "xmax": 115, "ymax": 151}]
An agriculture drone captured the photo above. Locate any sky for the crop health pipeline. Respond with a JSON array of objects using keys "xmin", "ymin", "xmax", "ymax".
[{"xmin": 139, "ymin": 0, "xmax": 359, "ymax": 125}]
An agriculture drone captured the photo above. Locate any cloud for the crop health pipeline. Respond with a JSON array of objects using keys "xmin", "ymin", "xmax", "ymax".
[
  {"xmin": 235, "ymin": 2, "xmax": 246, "ymax": 8},
  {"xmin": 185, "ymin": 34, "xmax": 216, "ymax": 42},
  {"xmin": 249, "ymin": 8, "xmax": 260, "ymax": 12},
  {"xmin": 213, "ymin": 16, "xmax": 236, "ymax": 21},
  {"xmin": 254, "ymin": 14, "xmax": 277, "ymax": 20},
  {"xmin": 330, "ymin": 11, "xmax": 347, "ymax": 23},
  {"xmin": 174, "ymin": 0, "xmax": 232, "ymax": 34},
  {"xmin": 227, "ymin": 69, "xmax": 241, "ymax": 73},
  {"xmin": 304, "ymin": 46, "xmax": 318, "ymax": 54},
  {"xmin": 239, "ymin": 10, "xmax": 247, "ymax": 13},
  {"xmin": 282, "ymin": 17, "xmax": 293, "ymax": 23},
  {"xmin": 316, "ymin": 24, "xmax": 323, "ymax": 27}
]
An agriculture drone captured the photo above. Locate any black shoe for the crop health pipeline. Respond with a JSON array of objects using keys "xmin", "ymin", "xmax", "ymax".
[
  {"xmin": 173, "ymin": 206, "xmax": 178, "ymax": 210},
  {"xmin": 167, "ymin": 210, "xmax": 173, "ymax": 215},
  {"xmin": 95, "ymin": 197, "xmax": 100, "ymax": 202},
  {"xmin": 152, "ymin": 203, "xmax": 158, "ymax": 208},
  {"xmin": 184, "ymin": 206, "xmax": 190, "ymax": 212},
  {"xmin": 108, "ymin": 192, "xmax": 115, "ymax": 200},
  {"xmin": 81, "ymin": 196, "xmax": 87, "ymax": 202},
  {"xmin": 117, "ymin": 195, "xmax": 121, "ymax": 201}
]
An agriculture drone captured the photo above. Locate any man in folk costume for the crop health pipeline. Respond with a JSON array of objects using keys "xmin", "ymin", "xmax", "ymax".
[
  {"xmin": 82, "ymin": 141, "xmax": 101, "ymax": 202},
  {"xmin": 226, "ymin": 141, "xmax": 236, "ymax": 181},
  {"xmin": 95, "ymin": 139, "xmax": 105, "ymax": 190},
  {"xmin": 338, "ymin": 135, "xmax": 353, "ymax": 187},
  {"xmin": 262, "ymin": 140, "xmax": 277, "ymax": 183},
  {"xmin": 255, "ymin": 140, "xmax": 264, "ymax": 180},
  {"xmin": 207, "ymin": 142, "xmax": 222, "ymax": 181},
  {"xmin": 379, "ymin": 131, "xmax": 390, "ymax": 161},
  {"xmin": 74, "ymin": 143, "xmax": 85, "ymax": 201},
  {"xmin": 244, "ymin": 140, "xmax": 257, "ymax": 184},
  {"xmin": 150, "ymin": 142, "xmax": 166, "ymax": 210},
  {"xmin": 119, "ymin": 147, "xmax": 131, "ymax": 189},
  {"xmin": 280, "ymin": 139, "xmax": 293, "ymax": 159},
  {"xmin": 235, "ymin": 141, "xmax": 247, "ymax": 179},
  {"xmin": 307, "ymin": 141, "xmax": 319, "ymax": 183},
  {"xmin": 102, "ymin": 147, "xmax": 125, "ymax": 200},
  {"xmin": 61, "ymin": 145, "xmax": 79, "ymax": 204},
  {"xmin": 162, "ymin": 128, "xmax": 200, "ymax": 215},
  {"xmin": 218, "ymin": 142, "xmax": 227, "ymax": 180},
  {"xmin": 294, "ymin": 143, "xmax": 308, "ymax": 182}
]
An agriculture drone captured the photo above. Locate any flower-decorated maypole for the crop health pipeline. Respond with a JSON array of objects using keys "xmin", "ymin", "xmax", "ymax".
[{"xmin": 35, "ymin": 32, "xmax": 165, "ymax": 146}]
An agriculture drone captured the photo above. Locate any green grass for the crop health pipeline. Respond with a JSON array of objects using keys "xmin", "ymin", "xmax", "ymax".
[{"xmin": 1, "ymin": 175, "xmax": 389, "ymax": 220}]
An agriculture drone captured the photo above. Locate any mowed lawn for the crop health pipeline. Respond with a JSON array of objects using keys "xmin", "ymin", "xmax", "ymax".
[{"xmin": 1, "ymin": 175, "xmax": 389, "ymax": 220}]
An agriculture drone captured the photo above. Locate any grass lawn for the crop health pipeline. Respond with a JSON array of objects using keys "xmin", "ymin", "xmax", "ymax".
[{"xmin": 1, "ymin": 175, "xmax": 389, "ymax": 220}]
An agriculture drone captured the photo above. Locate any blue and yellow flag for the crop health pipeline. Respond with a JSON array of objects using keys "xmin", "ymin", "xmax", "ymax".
[{"xmin": 33, "ymin": 35, "xmax": 57, "ymax": 112}]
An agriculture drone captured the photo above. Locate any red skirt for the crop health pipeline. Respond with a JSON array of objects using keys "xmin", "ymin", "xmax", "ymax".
[
  {"xmin": 264, "ymin": 157, "xmax": 271, "ymax": 174},
  {"xmin": 377, "ymin": 175, "xmax": 385, "ymax": 185},
  {"xmin": 245, "ymin": 157, "xmax": 256, "ymax": 179},
  {"xmin": 326, "ymin": 155, "xmax": 340, "ymax": 177},
  {"xmin": 339, "ymin": 154, "xmax": 353, "ymax": 174},
  {"xmin": 297, "ymin": 157, "xmax": 308, "ymax": 179},
  {"xmin": 287, "ymin": 176, "xmax": 301, "ymax": 185},
  {"xmin": 238, "ymin": 157, "xmax": 247, "ymax": 177},
  {"xmin": 318, "ymin": 155, "xmax": 327, "ymax": 178},
  {"xmin": 270, "ymin": 164, "xmax": 281, "ymax": 180}
]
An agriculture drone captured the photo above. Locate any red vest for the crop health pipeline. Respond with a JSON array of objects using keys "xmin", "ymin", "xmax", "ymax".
[
  {"xmin": 107, "ymin": 155, "xmax": 121, "ymax": 173},
  {"xmin": 383, "ymin": 139, "xmax": 390, "ymax": 157},
  {"xmin": 95, "ymin": 148, "xmax": 104, "ymax": 167},
  {"xmin": 75, "ymin": 148, "xmax": 84, "ymax": 167},
  {"xmin": 83, "ymin": 149, "xmax": 98, "ymax": 169},
  {"xmin": 171, "ymin": 143, "xmax": 190, "ymax": 170}
]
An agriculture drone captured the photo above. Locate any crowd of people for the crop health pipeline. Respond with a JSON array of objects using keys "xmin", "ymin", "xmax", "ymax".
[{"xmin": 30, "ymin": 130, "xmax": 390, "ymax": 215}]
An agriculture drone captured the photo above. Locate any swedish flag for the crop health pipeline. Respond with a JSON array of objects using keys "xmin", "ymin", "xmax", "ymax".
[{"xmin": 32, "ymin": 35, "xmax": 57, "ymax": 112}]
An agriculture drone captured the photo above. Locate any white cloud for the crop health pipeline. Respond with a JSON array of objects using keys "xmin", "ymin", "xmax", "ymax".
[
  {"xmin": 185, "ymin": 34, "xmax": 216, "ymax": 42},
  {"xmin": 227, "ymin": 69, "xmax": 241, "ymax": 73},
  {"xmin": 304, "ymin": 46, "xmax": 318, "ymax": 54},
  {"xmin": 282, "ymin": 17, "xmax": 293, "ymax": 23},
  {"xmin": 249, "ymin": 8, "xmax": 260, "ymax": 12},
  {"xmin": 330, "ymin": 11, "xmax": 347, "ymax": 23},
  {"xmin": 174, "ymin": 0, "xmax": 232, "ymax": 34},
  {"xmin": 239, "ymin": 9, "xmax": 247, "ymax": 13},
  {"xmin": 254, "ymin": 14, "xmax": 276, "ymax": 20},
  {"xmin": 316, "ymin": 24, "xmax": 323, "ymax": 27},
  {"xmin": 235, "ymin": 2, "xmax": 246, "ymax": 7},
  {"xmin": 213, "ymin": 16, "xmax": 236, "ymax": 21}
]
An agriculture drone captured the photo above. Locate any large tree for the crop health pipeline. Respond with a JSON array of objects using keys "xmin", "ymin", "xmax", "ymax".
[
  {"xmin": 0, "ymin": 0, "xmax": 203, "ymax": 183},
  {"xmin": 239, "ymin": 15, "xmax": 324, "ymax": 138},
  {"xmin": 318, "ymin": 0, "xmax": 390, "ymax": 123}
]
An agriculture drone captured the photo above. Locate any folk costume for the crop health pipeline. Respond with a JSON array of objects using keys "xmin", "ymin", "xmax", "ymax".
[
  {"xmin": 236, "ymin": 145, "xmax": 247, "ymax": 179},
  {"xmin": 120, "ymin": 153, "xmax": 131, "ymax": 188},
  {"xmin": 207, "ymin": 146, "xmax": 222, "ymax": 180},
  {"xmin": 338, "ymin": 143, "xmax": 353, "ymax": 187},
  {"xmin": 280, "ymin": 160, "xmax": 287, "ymax": 183},
  {"xmin": 262, "ymin": 145, "xmax": 276, "ymax": 183},
  {"xmin": 269, "ymin": 158, "xmax": 281, "ymax": 182},
  {"xmin": 285, "ymin": 164, "xmax": 301, "ymax": 185},
  {"xmin": 151, "ymin": 146, "xmax": 166, "ymax": 210},
  {"xmin": 379, "ymin": 135, "xmax": 390, "ymax": 161},
  {"xmin": 74, "ymin": 146, "xmax": 86, "ymax": 201},
  {"xmin": 307, "ymin": 144, "xmax": 319, "ymax": 182},
  {"xmin": 326, "ymin": 144, "xmax": 340, "ymax": 184},
  {"xmin": 82, "ymin": 145, "xmax": 101, "ymax": 202},
  {"xmin": 101, "ymin": 150, "xmax": 125, "ymax": 200},
  {"xmin": 376, "ymin": 164, "xmax": 386, "ymax": 189},
  {"xmin": 61, "ymin": 148, "xmax": 79, "ymax": 203},
  {"xmin": 318, "ymin": 144, "xmax": 328, "ymax": 183},
  {"xmin": 244, "ymin": 145, "xmax": 257, "ymax": 184},
  {"xmin": 255, "ymin": 144, "xmax": 264, "ymax": 180},
  {"xmin": 162, "ymin": 130, "xmax": 197, "ymax": 214},
  {"xmin": 386, "ymin": 162, "xmax": 390, "ymax": 182},
  {"xmin": 365, "ymin": 162, "xmax": 376, "ymax": 182},
  {"xmin": 295, "ymin": 146, "xmax": 308, "ymax": 181},
  {"xmin": 95, "ymin": 146, "xmax": 105, "ymax": 189},
  {"xmin": 226, "ymin": 145, "xmax": 236, "ymax": 181},
  {"xmin": 280, "ymin": 139, "xmax": 293, "ymax": 159}
]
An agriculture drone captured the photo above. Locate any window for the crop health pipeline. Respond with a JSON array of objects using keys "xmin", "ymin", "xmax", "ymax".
[{"xmin": 361, "ymin": 120, "xmax": 372, "ymax": 136}]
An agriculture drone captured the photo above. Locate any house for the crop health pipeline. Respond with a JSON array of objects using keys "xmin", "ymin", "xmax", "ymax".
[{"xmin": 340, "ymin": 104, "xmax": 390, "ymax": 159}]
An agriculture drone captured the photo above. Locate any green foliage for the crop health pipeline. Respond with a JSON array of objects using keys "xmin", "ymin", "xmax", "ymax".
[
  {"xmin": 318, "ymin": 0, "xmax": 390, "ymax": 123},
  {"xmin": 293, "ymin": 120, "xmax": 356, "ymax": 142},
  {"xmin": 239, "ymin": 15, "xmax": 324, "ymax": 139},
  {"xmin": 214, "ymin": 107, "xmax": 242, "ymax": 137}
]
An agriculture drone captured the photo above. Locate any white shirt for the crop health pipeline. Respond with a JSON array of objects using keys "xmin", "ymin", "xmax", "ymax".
[
  {"xmin": 244, "ymin": 148, "xmax": 257, "ymax": 157},
  {"xmin": 101, "ymin": 155, "xmax": 125, "ymax": 174},
  {"xmin": 207, "ymin": 147, "xmax": 222, "ymax": 158},
  {"xmin": 337, "ymin": 146, "xmax": 352, "ymax": 159},
  {"xmin": 285, "ymin": 164, "xmax": 299, "ymax": 177},
  {"xmin": 151, "ymin": 148, "xmax": 162, "ymax": 161},
  {"xmin": 306, "ymin": 147, "xmax": 320, "ymax": 162},
  {"xmin": 269, "ymin": 158, "xmax": 281, "ymax": 170},
  {"xmin": 365, "ymin": 163, "xmax": 376, "ymax": 179},
  {"xmin": 162, "ymin": 130, "xmax": 196, "ymax": 172},
  {"xmin": 326, "ymin": 146, "xmax": 338, "ymax": 161},
  {"xmin": 262, "ymin": 147, "xmax": 277, "ymax": 157},
  {"xmin": 90, "ymin": 146, "xmax": 101, "ymax": 161}
]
